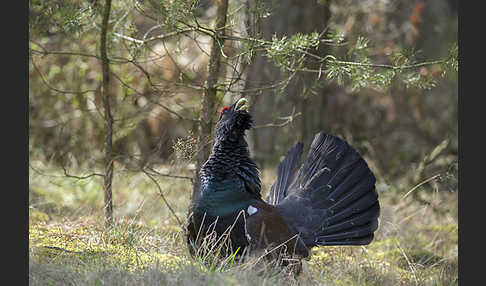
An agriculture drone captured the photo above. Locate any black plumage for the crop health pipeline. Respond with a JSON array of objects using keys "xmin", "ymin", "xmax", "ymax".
[{"xmin": 186, "ymin": 97, "xmax": 380, "ymax": 272}]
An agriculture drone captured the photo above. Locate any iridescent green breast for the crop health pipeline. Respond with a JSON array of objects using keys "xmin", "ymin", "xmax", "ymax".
[{"xmin": 196, "ymin": 177, "xmax": 254, "ymax": 217}]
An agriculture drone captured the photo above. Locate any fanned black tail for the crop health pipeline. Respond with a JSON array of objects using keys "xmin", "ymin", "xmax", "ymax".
[
  {"xmin": 266, "ymin": 142, "xmax": 303, "ymax": 205},
  {"xmin": 268, "ymin": 132, "xmax": 380, "ymax": 249}
]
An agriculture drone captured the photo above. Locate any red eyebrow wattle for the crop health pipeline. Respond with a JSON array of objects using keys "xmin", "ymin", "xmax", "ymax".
[{"xmin": 221, "ymin": 107, "xmax": 230, "ymax": 113}]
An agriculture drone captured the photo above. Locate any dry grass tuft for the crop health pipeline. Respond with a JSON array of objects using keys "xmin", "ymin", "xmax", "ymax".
[{"xmin": 29, "ymin": 163, "xmax": 458, "ymax": 285}]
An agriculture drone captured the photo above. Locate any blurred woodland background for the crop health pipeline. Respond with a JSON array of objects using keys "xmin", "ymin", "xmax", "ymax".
[
  {"xmin": 29, "ymin": 0, "xmax": 458, "ymax": 285},
  {"xmin": 29, "ymin": 0, "xmax": 458, "ymax": 195}
]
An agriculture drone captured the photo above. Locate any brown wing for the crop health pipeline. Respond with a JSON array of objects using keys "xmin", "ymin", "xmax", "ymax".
[{"xmin": 245, "ymin": 200, "xmax": 308, "ymax": 258}]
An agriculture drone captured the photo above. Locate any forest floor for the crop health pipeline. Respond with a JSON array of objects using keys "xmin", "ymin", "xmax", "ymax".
[{"xmin": 29, "ymin": 162, "xmax": 458, "ymax": 285}]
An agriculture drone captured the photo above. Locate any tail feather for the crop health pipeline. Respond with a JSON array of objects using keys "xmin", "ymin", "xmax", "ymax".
[
  {"xmin": 323, "ymin": 191, "xmax": 378, "ymax": 225},
  {"xmin": 319, "ymin": 234, "xmax": 374, "ymax": 246},
  {"xmin": 266, "ymin": 142, "xmax": 304, "ymax": 205},
  {"xmin": 315, "ymin": 219, "xmax": 379, "ymax": 244},
  {"xmin": 319, "ymin": 202, "xmax": 380, "ymax": 235},
  {"xmin": 289, "ymin": 132, "xmax": 349, "ymax": 191},
  {"xmin": 272, "ymin": 132, "xmax": 380, "ymax": 249},
  {"xmin": 326, "ymin": 170, "xmax": 375, "ymax": 214}
]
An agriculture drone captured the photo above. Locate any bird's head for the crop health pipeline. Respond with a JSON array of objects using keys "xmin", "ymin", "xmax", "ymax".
[{"xmin": 214, "ymin": 97, "xmax": 252, "ymax": 143}]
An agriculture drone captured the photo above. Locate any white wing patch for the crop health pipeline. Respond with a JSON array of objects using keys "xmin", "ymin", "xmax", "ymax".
[{"xmin": 247, "ymin": 205, "xmax": 258, "ymax": 215}]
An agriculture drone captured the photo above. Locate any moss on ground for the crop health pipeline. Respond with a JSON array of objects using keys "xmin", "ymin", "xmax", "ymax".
[
  {"xmin": 29, "ymin": 217, "xmax": 190, "ymax": 274},
  {"xmin": 29, "ymin": 166, "xmax": 458, "ymax": 286}
]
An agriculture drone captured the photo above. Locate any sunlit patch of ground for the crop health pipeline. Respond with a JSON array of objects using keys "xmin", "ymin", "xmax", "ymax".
[{"xmin": 29, "ymin": 164, "xmax": 457, "ymax": 285}]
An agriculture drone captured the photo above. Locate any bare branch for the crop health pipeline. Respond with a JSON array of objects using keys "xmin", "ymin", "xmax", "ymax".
[
  {"xmin": 30, "ymin": 54, "xmax": 98, "ymax": 95},
  {"xmin": 62, "ymin": 164, "xmax": 105, "ymax": 180},
  {"xmin": 144, "ymin": 165, "xmax": 194, "ymax": 181},
  {"xmin": 109, "ymin": 71, "xmax": 199, "ymax": 123},
  {"xmin": 29, "ymin": 163, "xmax": 104, "ymax": 180},
  {"xmin": 253, "ymin": 109, "xmax": 302, "ymax": 129},
  {"xmin": 142, "ymin": 168, "xmax": 184, "ymax": 227},
  {"xmin": 401, "ymin": 174, "xmax": 442, "ymax": 200}
]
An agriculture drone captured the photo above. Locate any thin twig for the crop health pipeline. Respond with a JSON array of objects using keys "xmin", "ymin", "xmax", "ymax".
[
  {"xmin": 142, "ymin": 168, "xmax": 183, "ymax": 227},
  {"xmin": 30, "ymin": 164, "xmax": 102, "ymax": 180},
  {"xmin": 144, "ymin": 165, "xmax": 193, "ymax": 181},
  {"xmin": 401, "ymin": 173, "xmax": 441, "ymax": 200},
  {"xmin": 109, "ymin": 71, "xmax": 199, "ymax": 123},
  {"xmin": 254, "ymin": 110, "xmax": 302, "ymax": 129},
  {"xmin": 395, "ymin": 239, "xmax": 419, "ymax": 285},
  {"xmin": 112, "ymin": 27, "xmax": 198, "ymax": 45},
  {"xmin": 30, "ymin": 55, "xmax": 98, "ymax": 95},
  {"xmin": 62, "ymin": 165, "xmax": 105, "ymax": 180}
]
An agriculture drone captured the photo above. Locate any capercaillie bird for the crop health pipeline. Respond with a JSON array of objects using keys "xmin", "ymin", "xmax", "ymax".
[{"xmin": 186, "ymin": 97, "xmax": 380, "ymax": 274}]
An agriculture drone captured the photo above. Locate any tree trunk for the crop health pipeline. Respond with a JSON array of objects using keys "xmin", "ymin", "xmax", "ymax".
[
  {"xmin": 192, "ymin": 0, "xmax": 230, "ymax": 202},
  {"xmin": 100, "ymin": 0, "xmax": 114, "ymax": 228},
  {"xmin": 245, "ymin": 0, "xmax": 333, "ymax": 166}
]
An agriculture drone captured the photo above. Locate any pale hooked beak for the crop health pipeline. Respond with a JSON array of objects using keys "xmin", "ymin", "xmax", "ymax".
[{"xmin": 235, "ymin": 97, "xmax": 249, "ymax": 112}]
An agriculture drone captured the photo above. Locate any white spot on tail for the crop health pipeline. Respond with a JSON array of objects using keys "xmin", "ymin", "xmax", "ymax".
[{"xmin": 247, "ymin": 205, "xmax": 258, "ymax": 215}]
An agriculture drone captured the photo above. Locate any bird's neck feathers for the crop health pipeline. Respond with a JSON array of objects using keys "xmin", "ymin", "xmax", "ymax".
[
  {"xmin": 201, "ymin": 136, "xmax": 259, "ymax": 182},
  {"xmin": 196, "ymin": 136, "xmax": 261, "ymax": 216}
]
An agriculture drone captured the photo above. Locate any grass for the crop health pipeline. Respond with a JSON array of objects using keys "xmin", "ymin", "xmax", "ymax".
[{"xmin": 29, "ymin": 160, "xmax": 458, "ymax": 285}]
